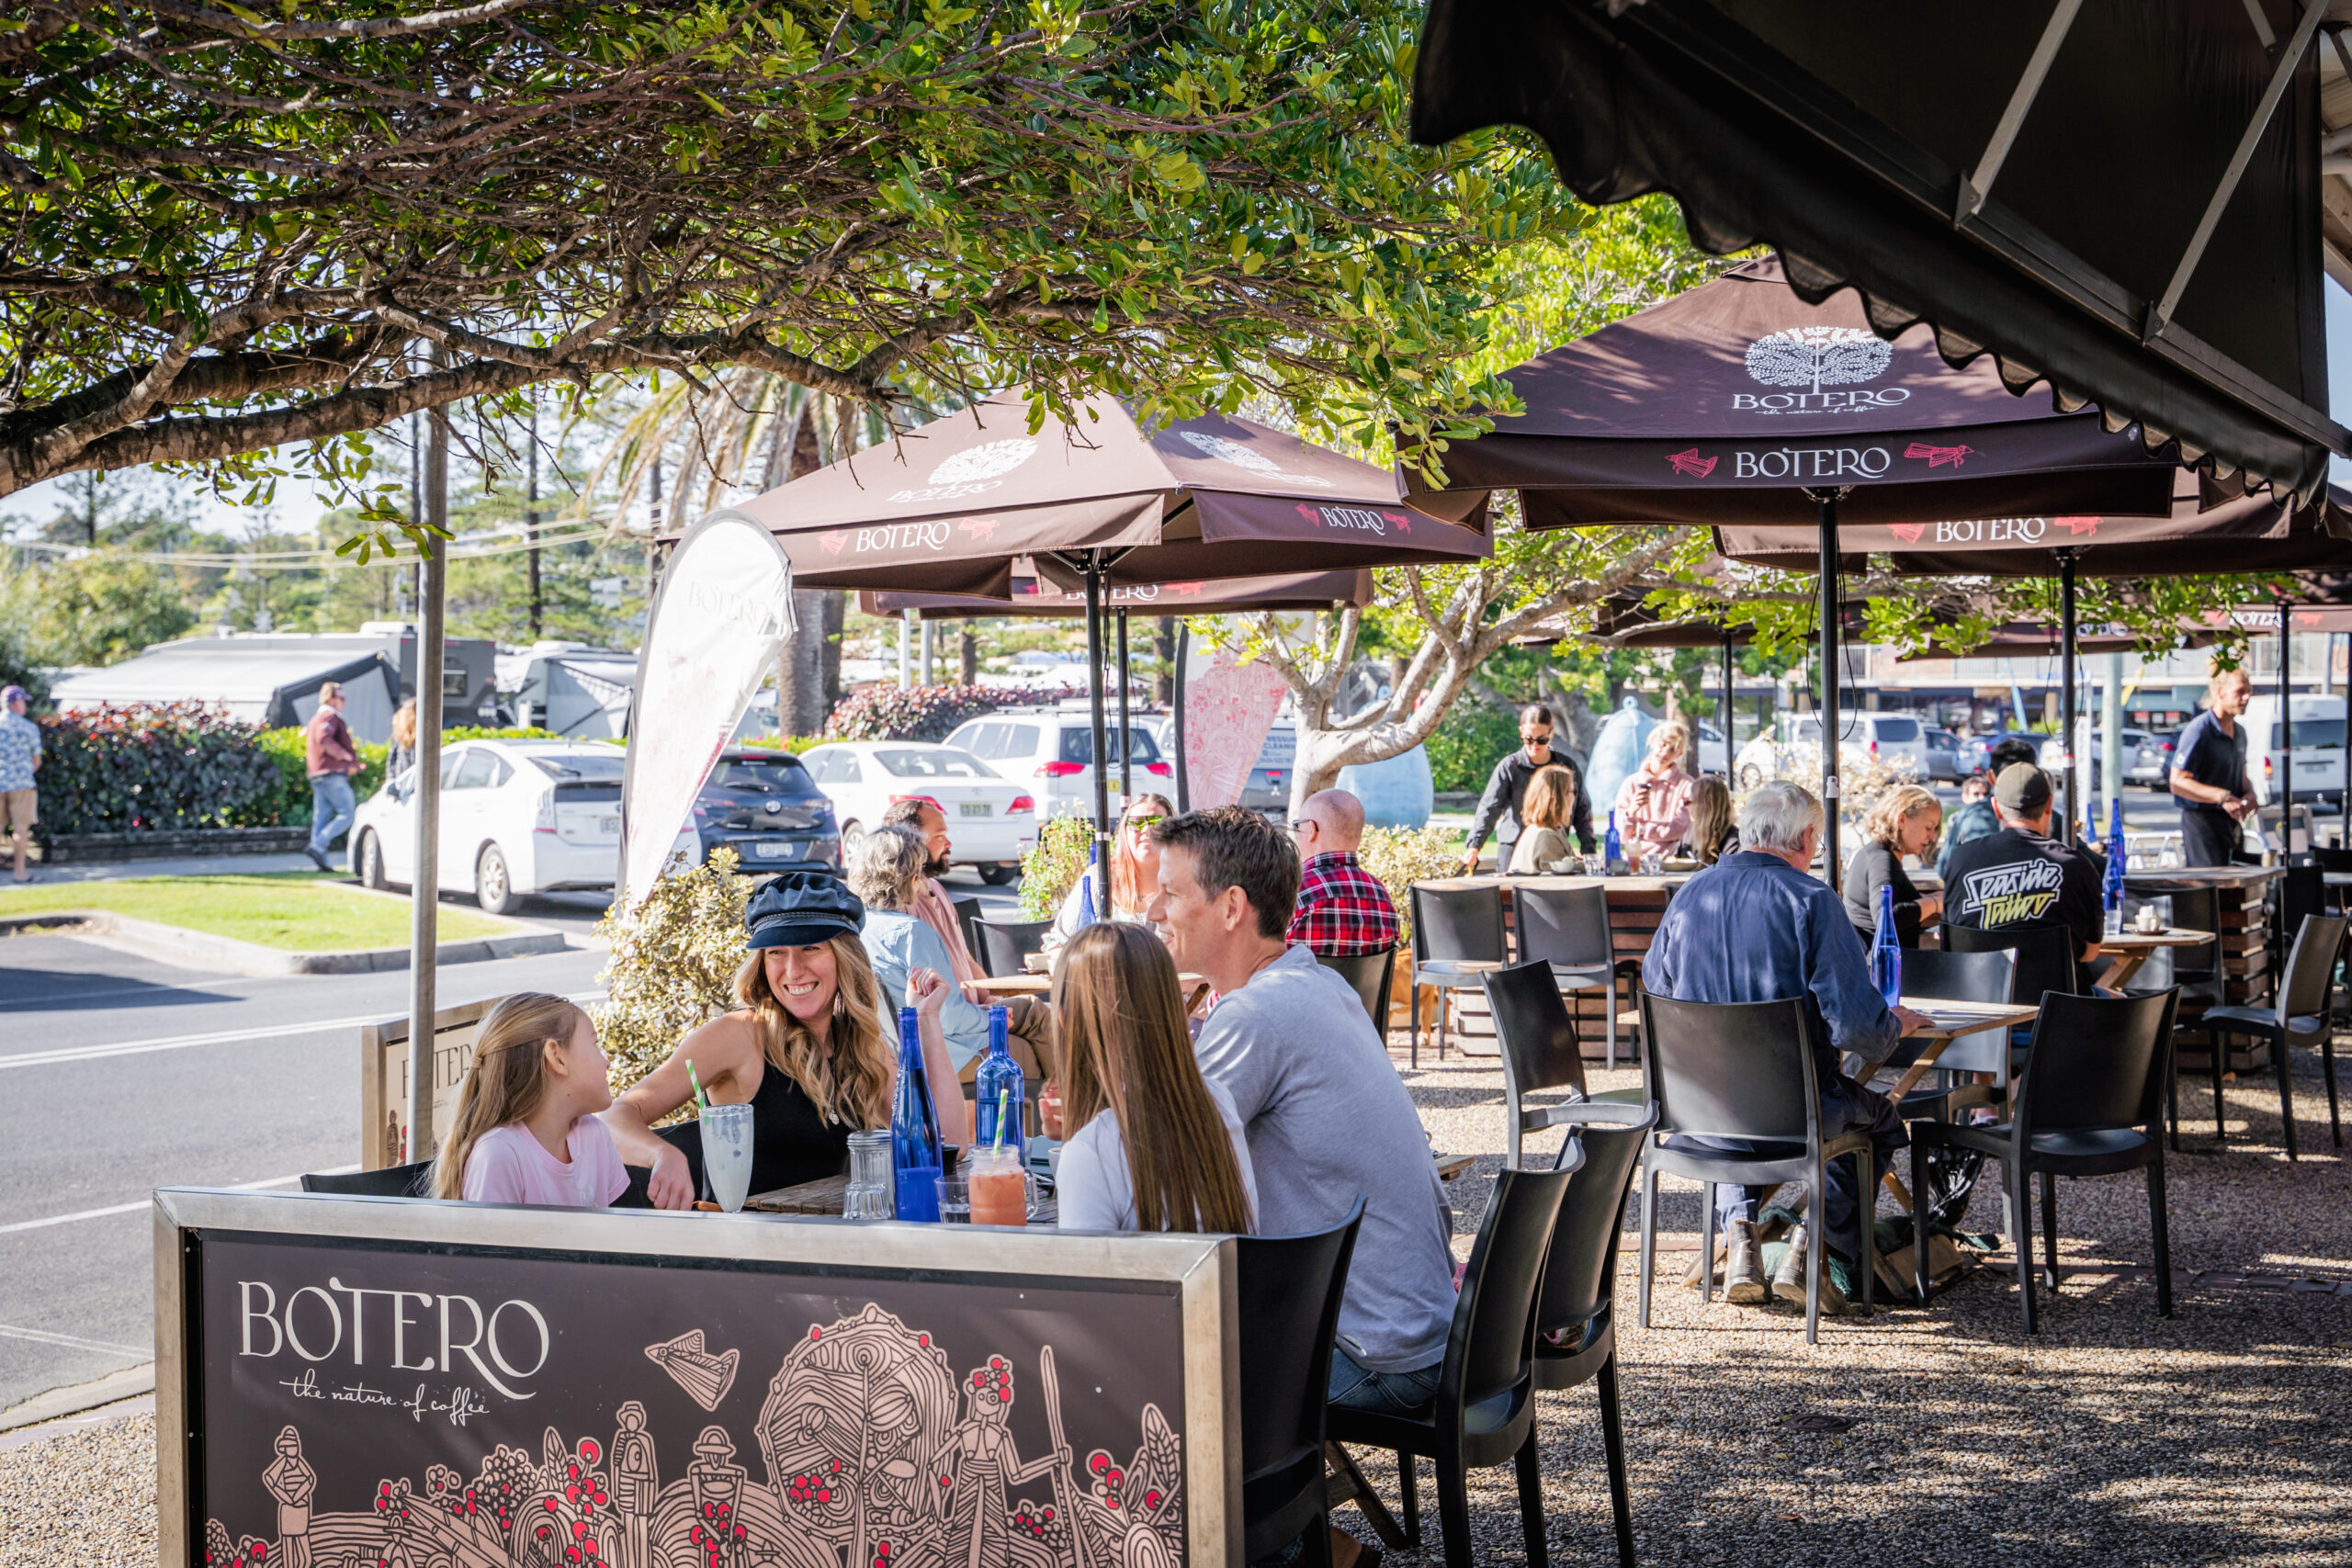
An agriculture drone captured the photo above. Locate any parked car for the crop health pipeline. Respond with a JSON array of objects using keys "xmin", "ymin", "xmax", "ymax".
[
  {"xmin": 1241, "ymin": 721, "xmax": 1295, "ymax": 817},
  {"xmin": 1922, "ymin": 728, "xmax": 1962, "ymax": 781},
  {"xmin": 1733, "ymin": 712, "xmax": 1927, "ymax": 788},
  {"xmin": 2034, "ymin": 727, "xmax": 2164, "ymax": 794},
  {"xmin": 350, "ymin": 739, "xmax": 628, "ymax": 915},
  {"xmin": 2134, "ymin": 730, "xmax": 2177, "ymax": 788},
  {"xmin": 684, "ymin": 748, "xmax": 841, "ymax": 875},
  {"xmin": 943, "ymin": 706, "xmax": 1173, "ymax": 819},
  {"xmin": 2244, "ymin": 694, "xmax": 2348, "ymax": 807},
  {"xmin": 799, "ymin": 740, "xmax": 1037, "ymax": 882}
]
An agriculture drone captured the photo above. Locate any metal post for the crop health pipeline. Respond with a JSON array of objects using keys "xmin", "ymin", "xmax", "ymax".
[
  {"xmin": 2060, "ymin": 554, "xmax": 2079, "ymax": 844},
  {"xmin": 526, "ymin": 400, "xmax": 542, "ymax": 642},
  {"xmin": 1083, "ymin": 564, "xmax": 1113, "ymax": 919},
  {"xmin": 406, "ymin": 392, "xmax": 449, "ymax": 1163},
  {"xmin": 1115, "ymin": 609, "xmax": 1133, "ymax": 799},
  {"xmin": 2280, "ymin": 595, "xmax": 2294, "ymax": 855},
  {"xmin": 899, "ymin": 608, "xmax": 913, "ymax": 687},
  {"xmin": 1813, "ymin": 490, "xmax": 1842, "ymax": 883},
  {"xmin": 1171, "ymin": 624, "xmax": 1191, "ymax": 813},
  {"xmin": 1721, "ymin": 629, "xmax": 1736, "ymax": 779},
  {"xmin": 919, "ymin": 616, "xmax": 935, "ymax": 686},
  {"xmin": 2102, "ymin": 651, "xmax": 2125, "ymax": 834}
]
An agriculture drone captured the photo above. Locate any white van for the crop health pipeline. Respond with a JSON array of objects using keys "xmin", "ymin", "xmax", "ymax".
[{"xmin": 2243, "ymin": 694, "xmax": 2347, "ymax": 807}]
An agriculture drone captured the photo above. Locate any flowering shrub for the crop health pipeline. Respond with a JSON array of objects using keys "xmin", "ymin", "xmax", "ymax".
[
  {"xmin": 592, "ymin": 848, "xmax": 753, "ymax": 1095},
  {"xmin": 1736, "ymin": 739, "xmax": 1917, "ymax": 836},
  {"xmin": 1017, "ymin": 812, "xmax": 1095, "ymax": 920},
  {"xmin": 33, "ymin": 703, "xmax": 289, "ymax": 838},
  {"xmin": 822, "ymin": 682, "xmax": 1083, "ymax": 743},
  {"xmin": 1357, "ymin": 825, "xmax": 1467, "ymax": 946}
]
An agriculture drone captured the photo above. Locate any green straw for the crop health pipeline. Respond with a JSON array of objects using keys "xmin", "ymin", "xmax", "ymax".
[
  {"xmin": 991, "ymin": 1088, "xmax": 1011, "ymax": 1150},
  {"xmin": 687, "ymin": 1059, "xmax": 710, "ymax": 1116}
]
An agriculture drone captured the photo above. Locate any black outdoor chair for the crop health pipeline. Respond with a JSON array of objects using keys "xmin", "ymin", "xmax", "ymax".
[
  {"xmin": 1483, "ymin": 959, "xmax": 1650, "ymax": 1167},
  {"xmin": 1512, "ymin": 882, "xmax": 1634, "ymax": 1070},
  {"xmin": 1317, "ymin": 946, "xmax": 1397, "ymax": 1037},
  {"xmin": 2314, "ymin": 846, "xmax": 2352, "ymax": 914},
  {"xmin": 2141, "ymin": 886, "xmax": 2226, "ymax": 1009},
  {"xmin": 952, "ymin": 896, "xmax": 987, "ymax": 969},
  {"xmin": 1235, "ymin": 1199, "xmax": 1365, "ymax": 1565},
  {"xmin": 1328, "ymin": 1160, "xmax": 1577, "ymax": 1568},
  {"xmin": 1408, "ymin": 884, "xmax": 1507, "ymax": 1066},
  {"xmin": 302, "ymin": 1161, "xmax": 432, "ymax": 1197},
  {"xmin": 1943, "ymin": 921, "xmax": 2078, "ymax": 1007},
  {"xmin": 1892, "ymin": 948, "xmax": 2018, "ymax": 1122},
  {"xmin": 2190, "ymin": 911, "xmax": 2348, "ymax": 1158},
  {"xmin": 1634, "ymin": 992, "xmax": 1877, "ymax": 1343},
  {"xmin": 1906, "ymin": 987, "xmax": 2180, "ymax": 1334},
  {"xmin": 1531, "ymin": 1115, "xmax": 1658, "ymax": 1568},
  {"xmin": 2269, "ymin": 863, "xmax": 2327, "ymax": 981},
  {"xmin": 975, "ymin": 917, "xmax": 1051, "ymax": 979}
]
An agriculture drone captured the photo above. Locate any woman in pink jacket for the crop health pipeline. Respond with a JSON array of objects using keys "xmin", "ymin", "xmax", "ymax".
[{"xmin": 1615, "ymin": 721, "xmax": 1697, "ymax": 863}]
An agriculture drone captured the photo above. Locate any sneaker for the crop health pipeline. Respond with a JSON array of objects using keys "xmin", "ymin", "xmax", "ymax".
[
  {"xmin": 1771, "ymin": 1224, "xmax": 1810, "ymax": 1300},
  {"xmin": 1724, "ymin": 1221, "xmax": 1767, "ymax": 1304}
]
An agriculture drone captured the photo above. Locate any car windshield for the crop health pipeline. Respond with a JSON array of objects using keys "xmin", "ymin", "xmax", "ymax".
[
  {"xmin": 707, "ymin": 756, "xmax": 821, "ymax": 794},
  {"xmin": 526, "ymin": 750, "xmax": 627, "ymax": 783},
  {"xmin": 1871, "ymin": 717, "xmax": 1921, "ymax": 742},
  {"xmin": 1058, "ymin": 726, "xmax": 1162, "ymax": 765},
  {"xmin": 875, "ymin": 748, "xmax": 994, "ymax": 779}
]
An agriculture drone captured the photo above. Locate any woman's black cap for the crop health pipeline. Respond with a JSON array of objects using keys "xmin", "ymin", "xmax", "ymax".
[{"xmin": 744, "ymin": 872, "xmax": 865, "ymax": 950}]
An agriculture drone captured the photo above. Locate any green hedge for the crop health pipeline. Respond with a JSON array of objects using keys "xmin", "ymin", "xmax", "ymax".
[
  {"xmin": 34, "ymin": 704, "xmax": 288, "ymax": 838},
  {"xmin": 1424, "ymin": 701, "xmax": 1519, "ymax": 795},
  {"xmin": 254, "ymin": 728, "xmax": 389, "ymax": 826}
]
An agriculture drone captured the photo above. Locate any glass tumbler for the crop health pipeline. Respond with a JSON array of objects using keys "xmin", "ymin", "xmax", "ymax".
[{"xmin": 843, "ymin": 1129, "xmax": 894, "ymax": 1220}]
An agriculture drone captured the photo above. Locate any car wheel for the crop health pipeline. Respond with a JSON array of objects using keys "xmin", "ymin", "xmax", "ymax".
[
  {"xmin": 979, "ymin": 863, "xmax": 1018, "ymax": 885},
  {"xmin": 1736, "ymin": 761, "xmax": 1767, "ymax": 790},
  {"xmin": 840, "ymin": 819, "xmax": 865, "ymax": 848},
  {"xmin": 357, "ymin": 830, "xmax": 387, "ymax": 891},
  {"xmin": 476, "ymin": 843, "xmax": 521, "ymax": 916}
]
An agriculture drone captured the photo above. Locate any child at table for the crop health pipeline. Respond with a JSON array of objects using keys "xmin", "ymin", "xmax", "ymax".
[{"xmin": 432, "ymin": 992, "xmax": 628, "ymax": 1208}]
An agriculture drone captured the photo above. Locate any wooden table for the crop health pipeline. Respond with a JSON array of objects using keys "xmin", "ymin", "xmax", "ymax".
[
  {"xmin": 749, "ymin": 1151, "xmax": 1480, "ymax": 1217},
  {"xmin": 2122, "ymin": 863, "xmax": 2285, "ymax": 895},
  {"xmin": 1868, "ymin": 998, "xmax": 2042, "ymax": 1102},
  {"xmin": 2094, "ymin": 928, "xmax": 2215, "ymax": 990},
  {"xmin": 976, "ymin": 971, "xmax": 1216, "ymax": 1012}
]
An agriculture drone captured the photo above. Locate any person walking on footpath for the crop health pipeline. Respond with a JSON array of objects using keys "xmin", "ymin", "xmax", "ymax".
[
  {"xmin": 302, "ymin": 681, "xmax": 361, "ymax": 873},
  {"xmin": 2171, "ymin": 665, "xmax": 2257, "ymax": 867},
  {"xmin": 1460, "ymin": 703, "xmax": 1593, "ymax": 873},
  {"xmin": 0, "ymin": 684, "xmax": 40, "ymax": 884}
]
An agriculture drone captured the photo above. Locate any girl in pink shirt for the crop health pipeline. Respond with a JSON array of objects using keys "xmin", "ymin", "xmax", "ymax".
[
  {"xmin": 431, "ymin": 993, "xmax": 628, "ymax": 1209},
  {"xmin": 1615, "ymin": 721, "xmax": 1698, "ymax": 863}
]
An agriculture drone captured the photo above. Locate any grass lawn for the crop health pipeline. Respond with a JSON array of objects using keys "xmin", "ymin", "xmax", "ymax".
[{"xmin": 0, "ymin": 873, "xmax": 520, "ymax": 952}]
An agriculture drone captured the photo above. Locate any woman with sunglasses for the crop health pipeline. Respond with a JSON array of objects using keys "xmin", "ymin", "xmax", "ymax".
[{"xmin": 1043, "ymin": 794, "xmax": 1175, "ymax": 952}]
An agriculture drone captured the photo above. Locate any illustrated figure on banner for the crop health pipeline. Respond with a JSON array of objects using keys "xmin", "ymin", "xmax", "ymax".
[
  {"xmin": 262, "ymin": 1427, "xmax": 318, "ymax": 1568},
  {"xmin": 612, "ymin": 1403, "xmax": 658, "ymax": 1568},
  {"xmin": 925, "ymin": 1357, "xmax": 1069, "ymax": 1568}
]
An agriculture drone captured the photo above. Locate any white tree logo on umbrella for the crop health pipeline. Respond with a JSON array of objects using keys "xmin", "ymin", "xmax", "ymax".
[
  {"xmin": 1745, "ymin": 327, "xmax": 1893, "ymax": 395},
  {"xmin": 930, "ymin": 438, "xmax": 1039, "ymax": 485}
]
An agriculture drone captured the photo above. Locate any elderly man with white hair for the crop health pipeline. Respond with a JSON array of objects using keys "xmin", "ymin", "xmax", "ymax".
[{"xmin": 1642, "ymin": 781, "xmax": 1931, "ymax": 1312}]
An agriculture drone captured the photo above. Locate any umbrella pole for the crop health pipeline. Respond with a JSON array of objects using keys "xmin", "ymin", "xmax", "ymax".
[
  {"xmin": 2279, "ymin": 593, "xmax": 2293, "ymax": 857},
  {"xmin": 1116, "ymin": 608, "xmax": 1133, "ymax": 799},
  {"xmin": 1814, "ymin": 489, "xmax": 1842, "ymax": 885},
  {"xmin": 2061, "ymin": 552, "xmax": 2079, "ymax": 845},
  {"xmin": 1721, "ymin": 629, "xmax": 1736, "ymax": 780},
  {"xmin": 1084, "ymin": 562, "xmax": 1112, "ymax": 919},
  {"xmin": 1172, "ymin": 624, "xmax": 1191, "ymax": 813}
]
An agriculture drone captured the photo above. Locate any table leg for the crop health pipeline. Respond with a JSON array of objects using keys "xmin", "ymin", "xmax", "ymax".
[
  {"xmin": 2103, "ymin": 952, "xmax": 2149, "ymax": 991},
  {"xmin": 1326, "ymin": 1442, "xmax": 1408, "ymax": 1549}
]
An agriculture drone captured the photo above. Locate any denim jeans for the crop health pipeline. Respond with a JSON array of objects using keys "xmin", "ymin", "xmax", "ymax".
[
  {"xmin": 1329, "ymin": 1345, "xmax": 1440, "ymax": 1416},
  {"xmin": 1668, "ymin": 1077, "xmax": 1908, "ymax": 1262},
  {"xmin": 308, "ymin": 773, "xmax": 356, "ymax": 859}
]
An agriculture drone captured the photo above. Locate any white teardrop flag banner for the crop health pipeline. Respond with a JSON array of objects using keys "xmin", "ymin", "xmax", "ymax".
[{"xmin": 620, "ymin": 514, "xmax": 797, "ymax": 908}]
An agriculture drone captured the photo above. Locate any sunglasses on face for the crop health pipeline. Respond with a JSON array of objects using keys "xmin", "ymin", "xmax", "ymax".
[
  {"xmin": 1522, "ymin": 733, "xmax": 1553, "ymax": 746},
  {"xmin": 1125, "ymin": 814, "xmax": 1165, "ymax": 829}
]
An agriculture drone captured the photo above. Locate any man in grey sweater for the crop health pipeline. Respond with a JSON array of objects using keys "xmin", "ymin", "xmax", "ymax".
[{"xmin": 1151, "ymin": 807, "xmax": 1457, "ymax": 1416}]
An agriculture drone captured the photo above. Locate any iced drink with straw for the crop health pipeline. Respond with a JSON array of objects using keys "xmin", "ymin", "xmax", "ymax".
[{"xmin": 967, "ymin": 1087, "xmax": 1028, "ymax": 1225}]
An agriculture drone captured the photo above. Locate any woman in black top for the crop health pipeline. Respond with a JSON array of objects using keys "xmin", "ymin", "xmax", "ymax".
[
  {"xmin": 1842, "ymin": 784, "xmax": 1944, "ymax": 945},
  {"xmin": 600, "ymin": 873, "xmax": 972, "ymax": 1208}
]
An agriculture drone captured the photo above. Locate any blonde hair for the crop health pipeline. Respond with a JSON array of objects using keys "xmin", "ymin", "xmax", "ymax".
[
  {"xmin": 1113, "ymin": 794, "xmax": 1175, "ymax": 915},
  {"xmin": 847, "ymin": 824, "xmax": 927, "ymax": 909},
  {"xmin": 731, "ymin": 932, "xmax": 895, "ymax": 1129},
  {"xmin": 1689, "ymin": 776, "xmax": 1736, "ymax": 865},
  {"xmin": 432, "ymin": 993, "xmax": 588, "ymax": 1199},
  {"xmin": 1861, "ymin": 784, "xmax": 1942, "ymax": 849},
  {"xmin": 1650, "ymin": 720, "xmax": 1693, "ymax": 770},
  {"xmin": 1055, "ymin": 923, "xmax": 1252, "ymax": 1234},
  {"xmin": 1521, "ymin": 765, "xmax": 1577, "ymax": 831},
  {"xmin": 390, "ymin": 699, "xmax": 418, "ymax": 750}
]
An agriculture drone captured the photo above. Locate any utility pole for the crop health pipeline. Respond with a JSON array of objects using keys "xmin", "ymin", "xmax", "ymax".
[
  {"xmin": 408, "ymin": 414, "xmax": 423, "ymax": 629},
  {"xmin": 646, "ymin": 453, "xmax": 662, "ymax": 618},
  {"xmin": 526, "ymin": 400, "xmax": 542, "ymax": 641},
  {"xmin": 406, "ymin": 379, "xmax": 450, "ymax": 1164}
]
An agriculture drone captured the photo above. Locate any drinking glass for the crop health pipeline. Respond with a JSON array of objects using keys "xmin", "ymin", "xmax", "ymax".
[
  {"xmin": 698, "ymin": 1104, "xmax": 755, "ymax": 1214},
  {"xmin": 842, "ymin": 1130, "xmax": 893, "ymax": 1220},
  {"xmin": 933, "ymin": 1174, "xmax": 974, "ymax": 1224},
  {"xmin": 966, "ymin": 1146, "xmax": 1030, "ymax": 1226}
]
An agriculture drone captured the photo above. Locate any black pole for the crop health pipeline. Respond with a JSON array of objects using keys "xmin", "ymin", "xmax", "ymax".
[
  {"xmin": 1171, "ymin": 624, "xmax": 1191, "ymax": 813},
  {"xmin": 2279, "ymin": 594, "xmax": 2294, "ymax": 857},
  {"xmin": 1720, "ymin": 630, "xmax": 1736, "ymax": 779},
  {"xmin": 1083, "ymin": 563, "xmax": 1112, "ymax": 919},
  {"xmin": 1813, "ymin": 489, "xmax": 1842, "ymax": 884},
  {"xmin": 1116, "ymin": 608, "xmax": 1133, "ymax": 799},
  {"xmin": 2060, "ymin": 553, "xmax": 2079, "ymax": 845}
]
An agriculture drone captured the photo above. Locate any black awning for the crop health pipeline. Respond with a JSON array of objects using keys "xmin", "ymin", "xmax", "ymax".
[{"xmin": 1412, "ymin": 0, "xmax": 2348, "ymax": 499}]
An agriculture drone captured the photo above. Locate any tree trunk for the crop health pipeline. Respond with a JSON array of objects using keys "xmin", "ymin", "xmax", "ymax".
[
  {"xmin": 820, "ymin": 591, "xmax": 844, "ymax": 714},
  {"xmin": 769, "ymin": 402, "xmax": 831, "ymax": 738},
  {"xmin": 1154, "ymin": 616, "xmax": 1176, "ymax": 703},
  {"xmin": 959, "ymin": 625, "xmax": 978, "ymax": 684}
]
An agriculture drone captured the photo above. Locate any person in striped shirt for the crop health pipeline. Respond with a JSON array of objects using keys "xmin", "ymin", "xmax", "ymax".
[{"xmin": 1284, "ymin": 789, "xmax": 1399, "ymax": 958}]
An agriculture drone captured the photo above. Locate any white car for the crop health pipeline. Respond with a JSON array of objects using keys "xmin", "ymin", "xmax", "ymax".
[
  {"xmin": 349, "ymin": 739, "xmax": 628, "ymax": 914},
  {"xmin": 798, "ymin": 741, "xmax": 1038, "ymax": 883},
  {"xmin": 1734, "ymin": 712, "xmax": 1926, "ymax": 789},
  {"xmin": 944, "ymin": 706, "xmax": 1174, "ymax": 818}
]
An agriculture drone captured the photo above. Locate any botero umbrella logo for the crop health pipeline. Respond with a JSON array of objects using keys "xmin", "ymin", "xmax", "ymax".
[
  {"xmin": 888, "ymin": 437, "xmax": 1040, "ymax": 504},
  {"xmin": 1179, "ymin": 429, "xmax": 1334, "ymax": 487},
  {"xmin": 1736, "ymin": 327, "xmax": 1911, "ymax": 413}
]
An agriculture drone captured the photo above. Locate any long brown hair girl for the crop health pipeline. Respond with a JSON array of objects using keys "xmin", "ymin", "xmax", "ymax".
[
  {"xmin": 1054, "ymin": 922, "xmax": 1252, "ymax": 1233},
  {"xmin": 431, "ymin": 992, "xmax": 590, "ymax": 1200}
]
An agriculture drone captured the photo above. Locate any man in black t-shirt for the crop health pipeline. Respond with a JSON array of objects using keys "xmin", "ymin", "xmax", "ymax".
[
  {"xmin": 1941, "ymin": 763, "xmax": 2105, "ymax": 995},
  {"xmin": 2170, "ymin": 667, "xmax": 2256, "ymax": 866}
]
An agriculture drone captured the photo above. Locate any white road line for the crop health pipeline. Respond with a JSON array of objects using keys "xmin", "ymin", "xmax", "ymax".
[
  {"xmin": 0, "ymin": 1323, "xmax": 147, "ymax": 1357},
  {"xmin": 0, "ymin": 1168, "xmax": 358, "ymax": 1235}
]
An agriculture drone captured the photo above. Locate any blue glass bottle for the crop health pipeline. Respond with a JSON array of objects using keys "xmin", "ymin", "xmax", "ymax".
[
  {"xmin": 1870, "ymin": 882, "xmax": 1904, "ymax": 1009},
  {"xmin": 973, "ymin": 1006, "xmax": 1024, "ymax": 1162},
  {"xmin": 2104, "ymin": 796, "xmax": 2128, "ymax": 933},
  {"xmin": 890, "ymin": 1006, "xmax": 943, "ymax": 1222},
  {"xmin": 1077, "ymin": 843, "xmax": 1099, "ymax": 926},
  {"xmin": 1603, "ymin": 809, "xmax": 1623, "ymax": 875}
]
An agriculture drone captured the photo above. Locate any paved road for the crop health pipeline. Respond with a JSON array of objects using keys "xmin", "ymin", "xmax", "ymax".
[{"xmin": 0, "ymin": 867, "xmax": 1026, "ymax": 1416}]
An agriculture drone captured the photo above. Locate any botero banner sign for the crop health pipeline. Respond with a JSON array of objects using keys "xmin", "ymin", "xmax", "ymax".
[{"xmin": 157, "ymin": 1190, "xmax": 1237, "ymax": 1568}]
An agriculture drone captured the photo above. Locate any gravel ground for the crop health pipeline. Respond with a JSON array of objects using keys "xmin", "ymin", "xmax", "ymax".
[{"xmin": 6, "ymin": 1032, "xmax": 2346, "ymax": 1567}]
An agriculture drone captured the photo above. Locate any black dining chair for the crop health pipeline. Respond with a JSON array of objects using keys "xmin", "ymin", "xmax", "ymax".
[
  {"xmin": 1942, "ymin": 922, "xmax": 2078, "ymax": 1006},
  {"xmin": 1634, "ymin": 992, "xmax": 1876, "ymax": 1342},
  {"xmin": 1483, "ymin": 960, "xmax": 1650, "ymax": 1166},
  {"xmin": 2269, "ymin": 863, "xmax": 2327, "ymax": 979},
  {"xmin": 1317, "ymin": 946, "xmax": 1397, "ymax": 1037},
  {"xmin": 1906, "ymin": 988, "xmax": 2180, "ymax": 1334},
  {"xmin": 1408, "ymin": 884, "xmax": 1507, "ymax": 1066},
  {"xmin": 976, "ymin": 917, "xmax": 1051, "ymax": 979},
  {"xmin": 2191, "ymin": 911, "xmax": 2347, "ymax": 1158},
  {"xmin": 1893, "ymin": 948, "xmax": 2019, "ymax": 1122},
  {"xmin": 301, "ymin": 1161, "xmax": 433, "ymax": 1197},
  {"xmin": 1235, "ymin": 1199, "xmax": 1365, "ymax": 1565},
  {"xmin": 952, "ymin": 895, "xmax": 987, "ymax": 968},
  {"xmin": 2314, "ymin": 846, "xmax": 2352, "ymax": 914},
  {"xmin": 1531, "ymin": 1115, "xmax": 1658, "ymax": 1568},
  {"xmin": 1328, "ymin": 1160, "xmax": 1577, "ymax": 1568},
  {"xmin": 1511, "ymin": 882, "xmax": 1632, "ymax": 1069}
]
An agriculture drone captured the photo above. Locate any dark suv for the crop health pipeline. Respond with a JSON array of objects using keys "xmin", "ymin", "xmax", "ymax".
[{"xmin": 689, "ymin": 749, "xmax": 841, "ymax": 874}]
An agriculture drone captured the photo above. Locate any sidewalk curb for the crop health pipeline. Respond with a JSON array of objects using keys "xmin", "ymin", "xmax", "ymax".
[
  {"xmin": 0, "ymin": 909, "xmax": 570, "ymax": 975},
  {"xmin": 0, "ymin": 1363, "xmax": 155, "ymax": 1434}
]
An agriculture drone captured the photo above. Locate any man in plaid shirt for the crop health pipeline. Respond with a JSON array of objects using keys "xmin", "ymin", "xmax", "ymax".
[{"xmin": 1285, "ymin": 789, "xmax": 1400, "ymax": 956}]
